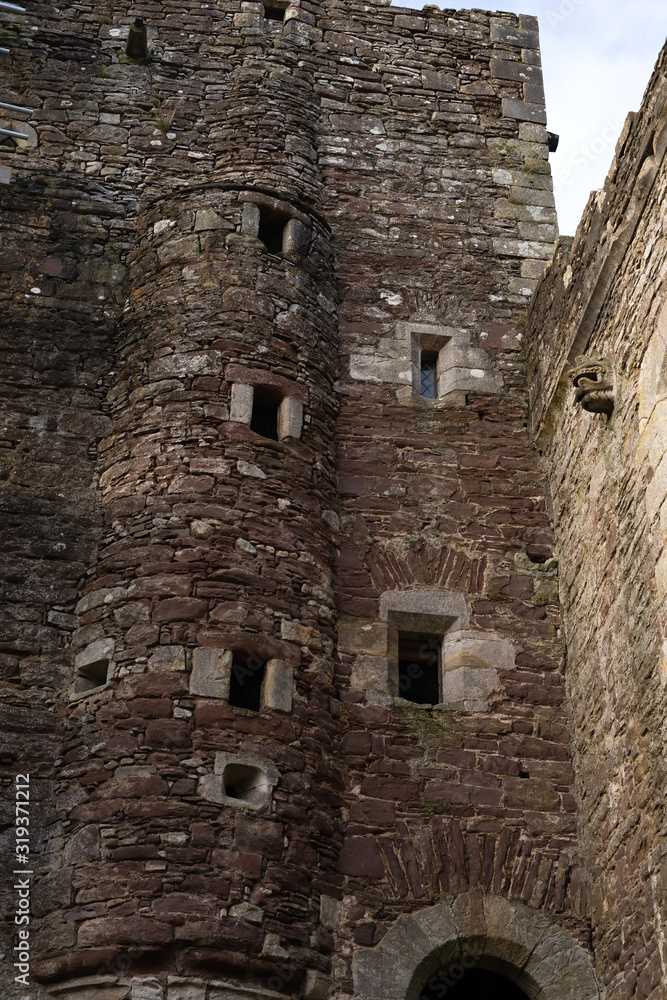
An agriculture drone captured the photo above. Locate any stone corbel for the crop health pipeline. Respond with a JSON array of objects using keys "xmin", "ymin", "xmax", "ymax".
[{"xmin": 569, "ymin": 354, "xmax": 614, "ymax": 415}]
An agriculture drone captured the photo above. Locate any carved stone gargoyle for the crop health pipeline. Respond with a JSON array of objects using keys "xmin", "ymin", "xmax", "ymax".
[{"xmin": 569, "ymin": 354, "xmax": 614, "ymax": 415}]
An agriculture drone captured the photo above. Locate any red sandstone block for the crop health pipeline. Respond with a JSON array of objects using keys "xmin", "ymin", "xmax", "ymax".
[
  {"xmin": 341, "ymin": 731, "xmax": 372, "ymax": 755},
  {"xmin": 235, "ymin": 814, "xmax": 284, "ymax": 860},
  {"xmin": 163, "ymin": 847, "xmax": 209, "ymax": 864},
  {"xmin": 152, "ymin": 597, "xmax": 208, "ymax": 622},
  {"xmin": 193, "ymin": 701, "xmax": 236, "ymax": 727},
  {"xmin": 77, "ymin": 914, "xmax": 172, "ymax": 947},
  {"xmin": 337, "ymin": 835, "xmax": 384, "ymax": 878},
  {"xmin": 144, "ymin": 719, "xmax": 191, "ymax": 748},
  {"xmin": 126, "ymin": 800, "xmax": 198, "ymax": 820},
  {"xmin": 118, "ymin": 673, "xmax": 188, "ymax": 699},
  {"xmin": 130, "ymin": 698, "xmax": 173, "ymax": 718},
  {"xmin": 152, "ymin": 892, "xmax": 217, "ymax": 917},
  {"xmin": 109, "ymin": 845, "xmax": 159, "ymax": 860},
  {"xmin": 350, "ymin": 798, "xmax": 395, "ymax": 826},
  {"xmin": 170, "ymin": 778, "xmax": 197, "ymax": 795},
  {"xmin": 359, "ymin": 775, "xmax": 419, "ymax": 802},
  {"xmin": 91, "ymin": 775, "xmax": 168, "ymax": 799}
]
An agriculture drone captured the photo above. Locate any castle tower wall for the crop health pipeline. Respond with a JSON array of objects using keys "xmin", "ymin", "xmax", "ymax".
[
  {"xmin": 314, "ymin": 6, "xmax": 591, "ymax": 981},
  {"xmin": 526, "ymin": 41, "xmax": 667, "ymax": 999},
  {"xmin": 0, "ymin": 2, "xmax": 602, "ymax": 999}
]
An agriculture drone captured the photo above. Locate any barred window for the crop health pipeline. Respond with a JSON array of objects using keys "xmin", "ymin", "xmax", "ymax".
[{"xmin": 420, "ymin": 352, "xmax": 438, "ymax": 399}]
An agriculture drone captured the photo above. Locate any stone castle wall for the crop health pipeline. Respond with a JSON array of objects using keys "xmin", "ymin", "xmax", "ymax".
[
  {"xmin": 0, "ymin": 2, "xmax": 598, "ymax": 998},
  {"xmin": 526, "ymin": 40, "xmax": 667, "ymax": 1000}
]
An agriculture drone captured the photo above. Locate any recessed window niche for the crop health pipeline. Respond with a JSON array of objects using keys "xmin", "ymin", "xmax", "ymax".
[
  {"xmin": 250, "ymin": 385, "xmax": 281, "ymax": 441},
  {"xmin": 240, "ymin": 195, "xmax": 311, "ymax": 257},
  {"xmin": 71, "ymin": 637, "xmax": 115, "ymax": 700},
  {"xmin": 199, "ymin": 752, "xmax": 280, "ymax": 813},
  {"xmin": 229, "ymin": 380, "xmax": 304, "ymax": 441},
  {"xmin": 397, "ymin": 632, "xmax": 441, "ymax": 704},
  {"xmin": 263, "ymin": 0, "xmax": 289, "ymax": 24},
  {"xmin": 228, "ymin": 651, "xmax": 266, "ymax": 711}
]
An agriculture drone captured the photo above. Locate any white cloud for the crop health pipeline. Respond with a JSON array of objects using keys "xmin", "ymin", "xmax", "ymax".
[{"xmin": 391, "ymin": 0, "xmax": 667, "ymax": 235}]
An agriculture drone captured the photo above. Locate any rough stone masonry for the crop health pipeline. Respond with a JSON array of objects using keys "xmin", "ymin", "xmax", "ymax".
[
  {"xmin": 526, "ymin": 38, "xmax": 667, "ymax": 1000},
  {"xmin": 0, "ymin": 0, "xmax": 615, "ymax": 999}
]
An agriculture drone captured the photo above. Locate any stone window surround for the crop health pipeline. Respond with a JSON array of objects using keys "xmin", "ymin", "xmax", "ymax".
[
  {"xmin": 199, "ymin": 752, "xmax": 280, "ymax": 814},
  {"xmin": 188, "ymin": 646, "xmax": 294, "ymax": 714},
  {"xmin": 226, "ymin": 364, "xmax": 308, "ymax": 441},
  {"xmin": 349, "ymin": 321, "xmax": 503, "ymax": 407},
  {"xmin": 70, "ymin": 636, "xmax": 116, "ymax": 702},
  {"xmin": 352, "ymin": 890, "xmax": 600, "ymax": 1000},
  {"xmin": 70, "ymin": 636, "xmax": 294, "ymax": 713},
  {"xmin": 343, "ymin": 589, "xmax": 515, "ymax": 712},
  {"xmin": 240, "ymin": 191, "xmax": 311, "ymax": 257}
]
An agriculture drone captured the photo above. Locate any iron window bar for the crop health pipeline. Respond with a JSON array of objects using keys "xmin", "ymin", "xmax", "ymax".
[
  {"xmin": 0, "ymin": 2, "xmax": 26, "ymax": 12},
  {"xmin": 420, "ymin": 354, "xmax": 437, "ymax": 399},
  {"xmin": 0, "ymin": 126, "xmax": 28, "ymax": 138}
]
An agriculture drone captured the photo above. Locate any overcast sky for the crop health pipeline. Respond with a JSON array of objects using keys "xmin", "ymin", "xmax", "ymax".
[{"xmin": 393, "ymin": 0, "xmax": 667, "ymax": 235}]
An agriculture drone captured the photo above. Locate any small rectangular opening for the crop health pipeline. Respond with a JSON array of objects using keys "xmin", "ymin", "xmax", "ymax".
[
  {"xmin": 223, "ymin": 762, "xmax": 266, "ymax": 806},
  {"xmin": 264, "ymin": 2, "xmax": 286, "ymax": 21},
  {"xmin": 258, "ymin": 209, "xmax": 286, "ymax": 254},
  {"xmin": 250, "ymin": 385, "xmax": 281, "ymax": 440},
  {"xmin": 398, "ymin": 633, "xmax": 441, "ymax": 704},
  {"xmin": 420, "ymin": 351, "xmax": 438, "ymax": 399},
  {"xmin": 229, "ymin": 652, "xmax": 266, "ymax": 712}
]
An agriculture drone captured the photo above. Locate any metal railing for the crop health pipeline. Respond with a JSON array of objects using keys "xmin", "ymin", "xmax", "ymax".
[{"xmin": 1, "ymin": 0, "xmax": 32, "ymax": 183}]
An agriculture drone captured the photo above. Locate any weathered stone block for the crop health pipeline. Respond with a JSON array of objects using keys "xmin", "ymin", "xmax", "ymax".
[
  {"xmin": 131, "ymin": 979, "xmax": 163, "ymax": 1000},
  {"xmin": 283, "ymin": 217, "xmax": 311, "ymax": 255},
  {"xmin": 261, "ymin": 658, "xmax": 293, "ymax": 712},
  {"xmin": 502, "ymin": 97, "xmax": 547, "ymax": 125},
  {"xmin": 148, "ymin": 644, "xmax": 186, "ymax": 672},
  {"xmin": 166, "ymin": 980, "xmax": 207, "ymax": 1000},
  {"xmin": 380, "ymin": 588, "xmax": 469, "ymax": 633},
  {"xmin": 277, "ymin": 396, "xmax": 303, "ymax": 439},
  {"xmin": 230, "ymin": 382, "xmax": 254, "ymax": 424},
  {"xmin": 189, "ymin": 647, "xmax": 232, "ymax": 699},
  {"xmin": 352, "ymin": 654, "xmax": 393, "ymax": 694}
]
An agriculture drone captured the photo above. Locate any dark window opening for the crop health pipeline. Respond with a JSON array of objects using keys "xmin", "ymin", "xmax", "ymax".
[
  {"xmin": 223, "ymin": 762, "xmax": 263, "ymax": 803},
  {"xmin": 229, "ymin": 652, "xmax": 266, "ymax": 712},
  {"xmin": 258, "ymin": 208, "xmax": 286, "ymax": 254},
  {"xmin": 264, "ymin": 2, "xmax": 286, "ymax": 21},
  {"xmin": 250, "ymin": 386, "xmax": 281, "ymax": 440},
  {"xmin": 398, "ymin": 632, "xmax": 440, "ymax": 705},
  {"xmin": 421, "ymin": 968, "xmax": 530, "ymax": 1000},
  {"xmin": 420, "ymin": 351, "xmax": 438, "ymax": 399},
  {"xmin": 73, "ymin": 656, "xmax": 110, "ymax": 696}
]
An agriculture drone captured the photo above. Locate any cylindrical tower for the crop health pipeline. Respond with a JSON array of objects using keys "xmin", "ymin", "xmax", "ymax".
[{"xmin": 32, "ymin": 0, "xmax": 345, "ymax": 990}]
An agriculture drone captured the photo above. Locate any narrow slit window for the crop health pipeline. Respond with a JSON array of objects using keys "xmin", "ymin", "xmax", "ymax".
[
  {"xmin": 250, "ymin": 386, "xmax": 281, "ymax": 440},
  {"xmin": 398, "ymin": 633, "xmax": 441, "ymax": 705},
  {"xmin": 420, "ymin": 351, "xmax": 438, "ymax": 399},
  {"xmin": 229, "ymin": 653, "xmax": 266, "ymax": 712},
  {"xmin": 258, "ymin": 209, "xmax": 286, "ymax": 254}
]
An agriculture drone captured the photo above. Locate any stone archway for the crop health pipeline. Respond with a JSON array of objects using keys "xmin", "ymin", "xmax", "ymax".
[{"xmin": 352, "ymin": 890, "xmax": 600, "ymax": 1000}]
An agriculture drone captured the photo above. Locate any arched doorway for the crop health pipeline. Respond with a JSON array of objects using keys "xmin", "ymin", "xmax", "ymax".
[
  {"xmin": 421, "ymin": 967, "xmax": 529, "ymax": 1000},
  {"xmin": 352, "ymin": 892, "xmax": 600, "ymax": 1000}
]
